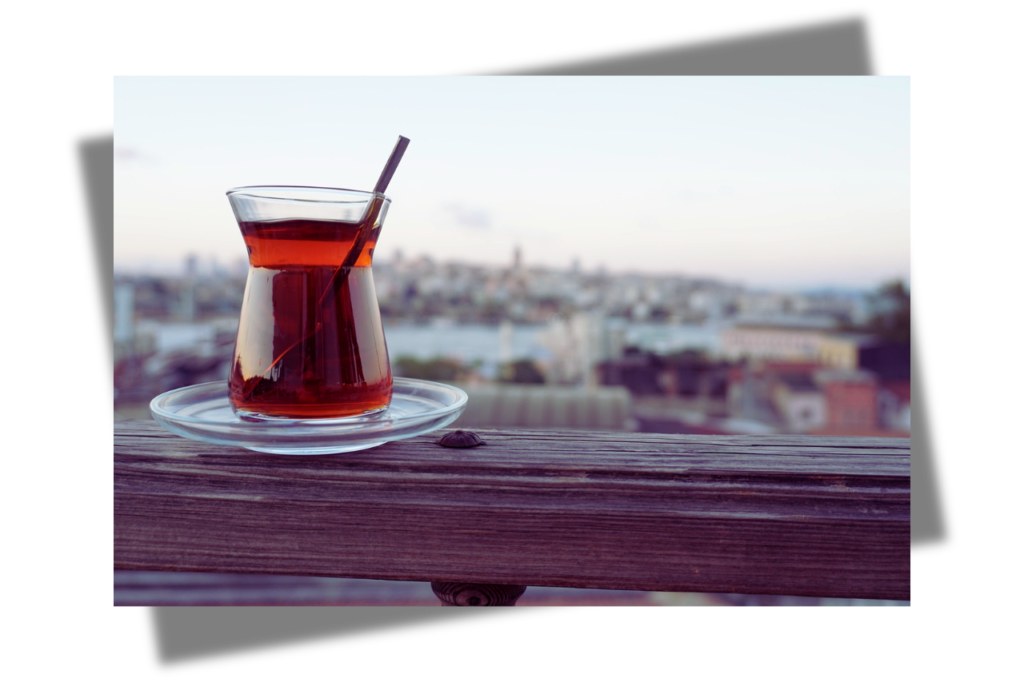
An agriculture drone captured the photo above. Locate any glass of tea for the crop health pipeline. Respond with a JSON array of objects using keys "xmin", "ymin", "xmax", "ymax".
[{"xmin": 226, "ymin": 186, "xmax": 393, "ymax": 420}]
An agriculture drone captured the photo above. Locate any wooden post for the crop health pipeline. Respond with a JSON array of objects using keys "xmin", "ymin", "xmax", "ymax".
[{"xmin": 430, "ymin": 582, "xmax": 527, "ymax": 606}]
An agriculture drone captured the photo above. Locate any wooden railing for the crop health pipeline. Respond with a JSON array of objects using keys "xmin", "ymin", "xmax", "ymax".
[{"xmin": 114, "ymin": 421, "xmax": 910, "ymax": 604}]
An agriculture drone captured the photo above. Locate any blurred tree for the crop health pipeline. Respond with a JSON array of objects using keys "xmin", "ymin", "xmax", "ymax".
[
  {"xmin": 664, "ymin": 348, "xmax": 708, "ymax": 365},
  {"xmin": 392, "ymin": 356, "xmax": 468, "ymax": 382},
  {"xmin": 498, "ymin": 359, "xmax": 546, "ymax": 385},
  {"xmin": 866, "ymin": 280, "xmax": 911, "ymax": 344},
  {"xmin": 648, "ymin": 305, "xmax": 671, "ymax": 322},
  {"xmin": 478, "ymin": 301, "xmax": 506, "ymax": 324}
]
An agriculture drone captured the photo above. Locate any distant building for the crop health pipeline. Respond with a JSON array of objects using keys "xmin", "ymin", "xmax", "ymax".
[
  {"xmin": 819, "ymin": 336, "xmax": 910, "ymax": 380},
  {"xmin": 727, "ymin": 358, "xmax": 911, "ymax": 436},
  {"xmin": 771, "ymin": 374, "xmax": 827, "ymax": 432},
  {"xmin": 720, "ymin": 321, "xmax": 906, "ymax": 402},
  {"xmin": 858, "ymin": 342, "xmax": 911, "ymax": 382},
  {"xmin": 720, "ymin": 317, "xmax": 837, "ymax": 363},
  {"xmin": 878, "ymin": 380, "xmax": 912, "ymax": 432},
  {"xmin": 498, "ymin": 320, "xmax": 514, "ymax": 364},
  {"xmin": 818, "ymin": 333, "xmax": 875, "ymax": 369},
  {"xmin": 815, "ymin": 369, "xmax": 878, "ymax": 431},
  {"xmin": 178, "ymin": 283, "xmax": 196, "ymax": 321},
  {"xmin": 541, "ymin": 312, "xmax": 624, "ymax": 386},
  {"xmin": 451, "ymin": 384, "xmax": 633, "ymax": 431},
  {"xmin": 114, "ymin": 283, "xmax": 135, "ymax": 345}
]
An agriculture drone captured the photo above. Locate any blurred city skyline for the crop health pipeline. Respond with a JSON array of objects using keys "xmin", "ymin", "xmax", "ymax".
[{"xmin": 115, "ymin": 76, "xmax": 908, "ymax": 289}]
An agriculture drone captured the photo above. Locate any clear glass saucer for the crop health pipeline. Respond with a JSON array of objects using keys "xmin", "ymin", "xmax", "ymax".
[{"xmin": 149, "ymin": 378, "xmax": 468, "ymax": 455}]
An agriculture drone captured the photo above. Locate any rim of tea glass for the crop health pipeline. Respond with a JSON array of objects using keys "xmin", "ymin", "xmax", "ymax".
[{"xmin": 226, "ymin": 185, "xmax": 389, "ymax": 204}]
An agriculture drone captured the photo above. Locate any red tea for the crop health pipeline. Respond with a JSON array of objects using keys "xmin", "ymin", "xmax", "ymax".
[{"xmin": 228, "ymin": 206, "xmax": 392, "ymax": 419}]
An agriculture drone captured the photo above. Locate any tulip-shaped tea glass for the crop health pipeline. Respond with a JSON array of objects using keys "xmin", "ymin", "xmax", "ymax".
[{"xmin": 226, "ymin": 186, "xmax": 392, "ymax": 420}]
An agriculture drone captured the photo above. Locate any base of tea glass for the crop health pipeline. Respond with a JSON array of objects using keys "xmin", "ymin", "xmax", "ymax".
[
  {"xmin": 150, "ymin": 378, "xmax": 468, "ymax": 455},
  {"xmin": 234, "ymin": 404, "xmax": 390, "ymax": 450},
  {"xmin": 234, "ymin": 404, "xmax": 390, "ymax": 424}
]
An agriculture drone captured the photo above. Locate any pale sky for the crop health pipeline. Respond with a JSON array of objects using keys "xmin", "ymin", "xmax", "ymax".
[{"xmin": 114, "ymin": 76, "xmax": 908, "ymax": 289}]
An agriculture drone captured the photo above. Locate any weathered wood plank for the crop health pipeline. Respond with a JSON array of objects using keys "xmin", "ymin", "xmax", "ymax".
[{"xmin": 114, "ymin": 421, "xmax": 909, "ymax": 600}]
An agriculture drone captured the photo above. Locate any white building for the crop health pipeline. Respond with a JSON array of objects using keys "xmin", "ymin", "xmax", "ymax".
[
  {"xmin": 540, "ymin": 312, "xmax": 624, "ymax": 386},
  {"xmin": 772, "ymin": 375, "xmax": 827, "ymax": 432},
  {"xmin": 719, "ymin": 316, "xmax": 838, "ymax": 363}
]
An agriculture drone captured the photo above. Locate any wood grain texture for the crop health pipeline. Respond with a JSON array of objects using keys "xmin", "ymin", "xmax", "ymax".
[
  {"xmin": 430, "ymin": 582, "xmax": 527, "ymax": 606},
  {"xmin": 115, "ymin": 421, "xmax": 909, "ymax": 600}
]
